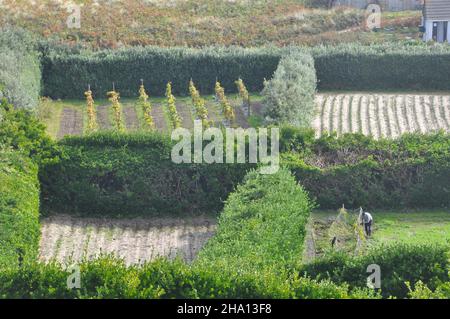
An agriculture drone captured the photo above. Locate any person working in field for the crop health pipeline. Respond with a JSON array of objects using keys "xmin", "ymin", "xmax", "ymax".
[{"xmin": 359, "ymin": 207, "xmax": 373, "ymax": 237}]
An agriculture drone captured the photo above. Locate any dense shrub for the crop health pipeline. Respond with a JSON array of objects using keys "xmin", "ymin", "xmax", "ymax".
[
  {"xmin": 0, "ymin": 255, "xmax": 371, "ymax": 299},
  {"xmin": 282, "ymin": 129, "xmax": 450, "ymax": 209},
  {"xmin": 312, "ymin": 43, "xmax": 450, "ymax": 91},
  {"xmin": 0, "ymin": 27, "xmax": 41, "ymax": 110},
  {"xmin": 262, "ymin": 51, "xmax": 317, "ymax": 127},
  {"xmin": 0, "ymin": 150, "xmax": 40, "ymax": 268},
  {"xmin": 300, "ymin": 243, "xmax": 450, "ymax": 298},
  {"xmin": 196, "ymin": 168, "xmax": 313, "ymax": 273},
  {"xmin": 0, "ymin": 98, "xmax": 59, "ymax": 165},
  {"xmin": 42, "ymin": 46, "xmax": 284, "ymax": 99},
  {"xmin": 39, "ymin": 131, "xmax": 251, "ymax": 216}
]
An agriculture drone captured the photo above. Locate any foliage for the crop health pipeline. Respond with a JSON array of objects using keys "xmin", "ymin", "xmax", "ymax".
[
  {"xmin": 39, "ymin": 131, "xmax": 251, "ymax": 217},
  {"xmin": 41, "ymin": 46, "xmax": 284, "ymax": 99},
  {"xmin": 311, "ymin": 43, "xmax": 450, "ymax": 91},
  {"xmin": 262, "ymin": 51, "xmax": 317, "ymax": 128},
  {"xmin": 0, "ymin": 255, "xmax": 371, "ymax": 299},
  {"xmin": 195, "ymin": 168, "xmax": 314, "ymax": 291},
  {"xmin": 0, "ymin": 150, "xmax": 40, "ymax": 268},
  {"xmin": 0, "ymin": 98, "xmax": 59, "ymax": 165},
  {"xmin": 189, "ymin": 80, "xmax": 210, "ymax": 128},
  {"xmin": 300, "ymin": 243, "xmax": 450, "ymax": 298},
  {"xmin": 0, "ymin": 27, "xmax": 41, "ymax": 110},
  {"xmin": 165, "ymin": 82, "xmax": 182, "ymax": 129},
  {"xmin": 137, "ymin": 83, "xmax": 155, "ymax": 130},
  {"xmin": 215, "ymin": 81, "xmax": 235, "ymax": 123},
  {"xmin": 282, "ymin": 128, "xmax": 450, "ymax": 209},
  {"xmin": 85, "ymin": 89, "xmax": 98, "ymax": 132}
]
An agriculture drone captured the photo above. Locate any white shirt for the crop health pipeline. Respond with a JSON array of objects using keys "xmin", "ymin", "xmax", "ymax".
[{"xmin": 362, "ymin": 212, "xmax": 373, "ymax": 224}]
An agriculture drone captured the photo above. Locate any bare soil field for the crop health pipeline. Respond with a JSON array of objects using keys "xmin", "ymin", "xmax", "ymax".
[
  {"xmin": 57, "ymin": 108, "xmax": 83, "ymax": 139},
  {"xmin": 151, "ymin": 104, "xmax": 169, "ymax": 132},
  {"xmin": 96, "ymin": 105, "xmax": 112, "ymax": 130},
  {"xmin": 39, "ymin": 215, "xmax": 217, "ymax": 265},
  {"xmin": 123, "ymin": 105, "xmax": 140, "ymax": 131},
  {"xmin": 314, "ymin": 94, "xmax": 450, "ymax": 139}
]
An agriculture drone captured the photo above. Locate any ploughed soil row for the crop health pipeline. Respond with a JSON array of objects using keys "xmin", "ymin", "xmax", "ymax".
[
  {"xmin": 39, "ymin": 215, "xmax": 217, "ymax": 265},
  {"xmin": 96, "ymin": 105, "xmax": 112, "ymax": 130},
  {"xmin": 57, "ymin": 108, "xmax": 83, "ymax": 139},
  {"xmin": 123, "ymin": 105, "xmax": 140, "ymax": 131},
  {"xmin": 315, "ymin": 94, "xmax": 450, "ymax": 139},
  {"xmin": 151, "ymin": 104, "xmax": 168, "ymax": 132}
]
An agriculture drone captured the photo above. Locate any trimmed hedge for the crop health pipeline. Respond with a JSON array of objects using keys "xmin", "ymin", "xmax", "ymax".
[
  {"xmin": 41, "ymin": 45, "xmax": 284, "ymax": 99},
  {"xmin": 39, "ymin": 131, "xmax": 252, "ymax": 216},
  {"xmin": 40, "ymin": 43, "xmax": 450, "ymax": 100},
  {"xmin": 1, "ymin": 169, "xmax": 371, "ymax": 299},
  {"xmin": 300, "ymin": 243, "xmax": 450, "ymax": 298},
  {"xmin": 0, "ymin": 150, "xmax": 40, "ymax": 268},
  {"xmin": 195, "ymin": 168, "xmax": 313, "ymax": 275},
  {"xmin": 312, "ymin": 43, "xmax": 450, "ymax": 91},
  {"xmin": 281, "ymin": 128, "xmax": 450, "ymax": 209},
  {"xmin": 0, "ymin": 27, "xmax": 41, "ymax": 110}
]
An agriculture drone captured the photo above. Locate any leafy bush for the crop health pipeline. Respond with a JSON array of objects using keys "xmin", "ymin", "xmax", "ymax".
[
  {"xmin": 39, "ymin": 131, "xmax": 251, "ymax": 216},
  {"xmin": 0, "ymin": 255, "xmax": 371, "ymax": 299},
  {"xmin": 194, "ymin": 168, "xmax": 315, "ymax": 296},
  {"xmin": 312, "ymin": 43, "xmax": 450, "ymax": 91},
  {"xmin": 0, "ymin": 27, "xmax": 41, "ymax": 110},
  {"xmin": 261, "ymin": 51, "xmax": 317, "ymax": 127},
  {"xmin": 0, "ymin": 98, "xmax": 59, "ymax": 165},
  {"xmin": 300, "ymin": 243, "xmax": 450, "ymax": 298},
  {"xmin": 0, "ymin": 150, "xmax": 40, "ymax": 268}
]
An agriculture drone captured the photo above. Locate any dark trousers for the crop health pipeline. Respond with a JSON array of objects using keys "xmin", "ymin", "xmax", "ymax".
[{"xmin": 364, "ymin": 221, "xmax": 372, "ymax": 236}]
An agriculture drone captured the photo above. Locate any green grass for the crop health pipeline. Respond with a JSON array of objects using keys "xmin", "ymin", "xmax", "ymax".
[{"xmin": 311, "ymin": 210, "xmax": 450, "ymax": 257}]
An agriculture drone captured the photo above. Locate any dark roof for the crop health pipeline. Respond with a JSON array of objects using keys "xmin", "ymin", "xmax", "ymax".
[{"xmin": 423, "ymin": 0, "xmax": 450, "ymax": 20}]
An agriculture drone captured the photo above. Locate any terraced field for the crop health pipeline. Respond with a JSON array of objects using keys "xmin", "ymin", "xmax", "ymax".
[
  {"xmin": 39, "ymin": 215, "xmax": 217, "ymax": 265},
  {"xmin": 313, "ymin": 94, "xmax": 450, "ymax": 139}
]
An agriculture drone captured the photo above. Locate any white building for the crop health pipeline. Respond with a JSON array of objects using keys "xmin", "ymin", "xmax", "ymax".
[
  {"xmin": 422, "ymin": 0, "xmax": 450, "ymax": 43},
  {"xmin": 332, "ymin": 0, "xmax": 423, "ymax": 11}
]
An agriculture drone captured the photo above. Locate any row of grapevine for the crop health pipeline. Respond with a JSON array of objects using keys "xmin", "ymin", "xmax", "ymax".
[{"xmin": 83, "ymin": 79, "xmax": 252, "ymax": 132}]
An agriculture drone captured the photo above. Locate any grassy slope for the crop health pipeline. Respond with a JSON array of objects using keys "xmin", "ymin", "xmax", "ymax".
[{"xmin": 0, "ymin": 0, "xmax": 421, "ymax": 48}]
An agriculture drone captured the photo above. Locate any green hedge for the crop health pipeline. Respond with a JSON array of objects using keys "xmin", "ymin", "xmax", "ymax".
[
  {"xmin": 300, "ymin": 244, "xmax": 450, "ymax": 298},
  {"xmin": 281, "ymin": 128, "xmax": 450, "ymax": 209},
  {"xmin": 312, "ymin": 43, "xmax": 450, "ymax": 91},
  {"xmin": 195, "ymin": 168, "xmax": 312, "ymax": 275},
  {"xmin": 1, "ymin": 168, "xmax": 371, "ymax": 299},
  {"xmin": 0, "ymin": 256, "xmax": 372, "ymax": 299},
  {"xmin": 42, "ymin": 45, "xmax": 284, "ymax": 99},
  {"xmin": 39, "ymin": 132, "xmax": 251, "ymax": 216},
  {"xmin": 0, "ymin": 28, "xmax": 41, "ymax": 110},
  {"xmin": 0, "ymin": 150, "xmax": 40, "ymax": 268}
]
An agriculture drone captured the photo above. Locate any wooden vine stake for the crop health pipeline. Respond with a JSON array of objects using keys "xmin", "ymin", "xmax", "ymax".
[
  {"xmin": 189, "ymin": 79, "xmax": 210, "ymax": 128},
  {"xmin": 166, "ymin": 82, "xmax": 182, "ymax": 129},
  {"xmin": 215, "ymin": 81, "xmax": 235, "ymax": 124}
]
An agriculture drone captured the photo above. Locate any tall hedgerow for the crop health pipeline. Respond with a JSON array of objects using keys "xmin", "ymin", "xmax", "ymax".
[
  {"xmin": 189, "ymin": 80, "xmax": 209, "ymax": 128},
  {"xmin": 85, "ymin": 87, "xmax": 98, "ymax": 132},
  {"xmin": 166, "ymin": 82, "xmax": 182, "ymax": 129},
  {"xmin": 107, "ymin": 88, "xmax": 124, "ymax": 132},
  {"xmin": 137, "ymin": 82, "xmax": 155, "ymax": 130},
  {"xmin": 235, "ymin": 78, "xmax": 250, "ymax": 116},
  {"xmin": 262, "ymin": 52, "xmax": 317, "ymax": 128},
  {"xmin": 215, "ymin": 81, "xmax": 235, "ymax": 123}
]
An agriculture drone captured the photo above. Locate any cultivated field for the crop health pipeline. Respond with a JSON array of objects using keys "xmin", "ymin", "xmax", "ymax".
[
  {"xmin": 42, "ymin": 93, "xmax": 450, "ymax": 140},
  {"xmin": 39, "ymin": 215, "xmax": 217, "ymax": 265},
  {"xmin": 306, "ymin": 210, "xmax": 450, "ymax": 259},
  {"xmin": 313, "ymin": 94, "xmax": 450, "ymax": 138}
]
